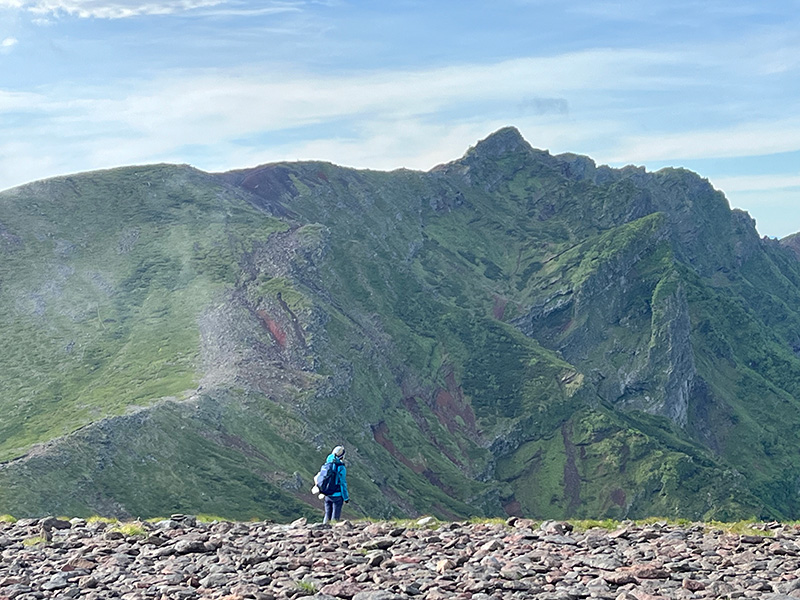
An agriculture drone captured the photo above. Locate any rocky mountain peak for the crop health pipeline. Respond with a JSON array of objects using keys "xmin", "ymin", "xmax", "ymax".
[
  {"xmin": 467, "ymin": 126, "xmax": 532, "ymax": 160},
  {"xmin": 780, "ymin": 232, "xmax": 800, "ymax": 260}
]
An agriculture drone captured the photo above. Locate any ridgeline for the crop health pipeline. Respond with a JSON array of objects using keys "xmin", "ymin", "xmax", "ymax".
[{"xmin": 1, "ymin": 127, "xmax": 800, "ymax": 521}]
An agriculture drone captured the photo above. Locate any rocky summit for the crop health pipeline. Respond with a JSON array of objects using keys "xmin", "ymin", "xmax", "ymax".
[
  {"xmin": 2, "ymin": 516, "xmax": 800, "ymax": 600},
  {"xmin": 2, "ymin": 127, "xmax": 800, "ymax": 521}
]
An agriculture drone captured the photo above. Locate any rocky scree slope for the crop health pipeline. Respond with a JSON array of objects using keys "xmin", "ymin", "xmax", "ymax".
[
  {"xmin": 1, "ymin": 127, "xmax": 800, "ymax": 521},
  {"xmin": 2, "ymin": 516, "xmax": 800, "ymax": 600}
]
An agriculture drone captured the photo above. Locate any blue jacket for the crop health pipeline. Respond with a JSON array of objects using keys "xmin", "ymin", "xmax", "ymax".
[{"xmin": 326, "ymin": 453, "xmax": 349, "ymax": 501}]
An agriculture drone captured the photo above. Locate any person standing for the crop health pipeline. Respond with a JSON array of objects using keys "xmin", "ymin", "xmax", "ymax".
[{"xmin": 317, "ymin": 445, "xmax": 349, "ymax": 524}]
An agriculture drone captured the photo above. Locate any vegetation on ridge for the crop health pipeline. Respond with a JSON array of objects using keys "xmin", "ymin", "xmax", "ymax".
[{"xmin": 1, "ymin": 128, "xmax": 799, "ymax": 521}]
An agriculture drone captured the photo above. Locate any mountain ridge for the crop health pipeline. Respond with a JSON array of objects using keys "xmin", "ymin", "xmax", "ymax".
[{"xmin": 1, "ymin": 127, "xmax": 799, "ymax": 521}]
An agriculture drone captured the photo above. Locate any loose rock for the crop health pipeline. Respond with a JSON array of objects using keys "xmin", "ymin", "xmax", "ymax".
[{"xmin": 0, "ymin": 518, "xmax": 795, "ymax": 600}]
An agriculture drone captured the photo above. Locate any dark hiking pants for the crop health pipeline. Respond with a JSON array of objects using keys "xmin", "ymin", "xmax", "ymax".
[{"xmin": 323, "ymin": 496, "xmax": 343, "ymax": 524}]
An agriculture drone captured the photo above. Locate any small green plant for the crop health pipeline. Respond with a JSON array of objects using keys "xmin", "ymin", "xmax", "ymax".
[
  {"xmin": 111, "ymin": 521, "xmax": 148, "ymax": 537},
  {"xmin": 145, "ymin": 517, "xmax": 166, "ymax": 524},
  {"xmin": 87, "ymin": 516, "xmax": 118, "ymax": 524},
  {"xmin": 634, "ymin": 517, "xmax": 692, "ymax": 527},
  {"xmin": 570, "ymin": 519, "xmax": 620, "ymax": 532},
  {"xmin": 294, "ymin": 580, "xmax": 318, "ymax": 594},
  {"xmin": 708, "ymin": 520, "xmax": 775, "ymax": 537},
  {"xmin": 0, "ymin": 514, "xmax": 16, "ymax": 523},
  {"xmin": 196, "ymin": 514, "xmax": 231, "ymax": 523},
  {"xmin": 23, "ymin": 536, "xmax": 48, "ymax": 547},
  {"xmin": 467, "ymin": 517, "xmax": 510, "ymax": 526}
]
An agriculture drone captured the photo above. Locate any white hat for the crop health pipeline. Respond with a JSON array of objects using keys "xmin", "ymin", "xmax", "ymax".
[{"xmin": 332, "ymin": 446, "xmax": 345, "ymax": 457}]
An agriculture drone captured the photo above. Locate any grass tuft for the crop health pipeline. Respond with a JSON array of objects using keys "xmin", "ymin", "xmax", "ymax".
[
  {"xmin": 708, "ymin": 520, "xmax": 775, "ymax": 537},
  {"xmin": 110, "ymin": 521, "xmax": 148, "ymax": 537},
  {"xmin": 196, "ymin": 514, "xmax": 232, "ymax": 523},
  {"xmin": 87, "ymin": 516, "xmax": 118, "ymax": 524},
  {"xmin": 22, "ymin": 536, "xmax": 48, "ymax": 547},
  {"xmin": 295, "ymin": 580, "xmax": 318, "ymax": 594},
  {"xmin": 467, "ymin": 517, "xmax": 510, "ymax": 527},
  {"xmin": 571, "ymin": 519, "xmax": 621, "ymax": 532}
]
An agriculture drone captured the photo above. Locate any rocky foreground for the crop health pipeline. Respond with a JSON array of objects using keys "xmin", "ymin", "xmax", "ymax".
[{"xmin": 2, "ymin": 516, "xmax": 800, "ymax": 600}]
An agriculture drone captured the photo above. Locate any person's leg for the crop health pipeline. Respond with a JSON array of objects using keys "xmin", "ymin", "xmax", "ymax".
[
  {"xmin": 331, "ymin": 496, "xmax": 344, "ymax": 521},
  {"xmin": 323, "ymin": 497, "xmax": 333, "ymax": 524}
]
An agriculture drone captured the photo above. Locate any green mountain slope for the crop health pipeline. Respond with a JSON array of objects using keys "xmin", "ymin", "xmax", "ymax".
[{"xmin": 1, "ymin": 128, "xmax": 799, "ymax": 521}]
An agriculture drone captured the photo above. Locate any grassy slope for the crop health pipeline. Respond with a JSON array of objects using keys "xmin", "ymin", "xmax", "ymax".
[
  {"xmin": 0, "ymin": 391, "xmax": 321, "ymax": 521},
  {"xmin": 1, "ymin": 131, "xmax": 799, "ymax": 521},
  {"xmin": 0, "ymin": 165, "xmax": 287, "ymax": 461}
]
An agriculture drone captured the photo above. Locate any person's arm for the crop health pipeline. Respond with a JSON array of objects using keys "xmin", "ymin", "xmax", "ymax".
[{"xmin": 339, "ymin": 464, "xmax": 349, "ymax": 502}]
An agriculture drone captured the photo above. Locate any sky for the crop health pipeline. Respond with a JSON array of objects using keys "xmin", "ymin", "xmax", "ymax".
[{"xmin": 1, "ymin": 1, "xmax": 799, "ymax": 238}]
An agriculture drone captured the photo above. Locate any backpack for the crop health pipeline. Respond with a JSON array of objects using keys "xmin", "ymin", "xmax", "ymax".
[{"xmin": 316, "ymin": 461, "xmax": 341, "ymax": 496}]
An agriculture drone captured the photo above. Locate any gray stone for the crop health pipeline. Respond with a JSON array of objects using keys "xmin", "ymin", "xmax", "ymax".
[
  {"xmin": 352, "ymin": 593, "xmax": 404, "ymax": 600},
  {"xmin": 199, "ymin": 572, "xmax": 234, "ymax": 587},
  {"xmin": 41, "ymin": 575, "xmax": 69, "ymax": 590},
  {"xmin": 399, "ymin": 583, "xmax": 422, "ymax": 595},
  {"xmin": 582, "ymin": 555, "xmax": 623, "ymax": 570},
  {"xmin": 174, "ymin": 539, "xmax": 207, "ymax": 554},
  {"xmin": 365, "ymin": 550, "xmax": 387, "ymax": 567},
  {"xmin": 290, "ymin": 517, "xmax": 308, "ymax": 528},
  {"xmin": 362, "ymin": 538, "xmax": 395, "ymax": 551},
  {"xmin": 40, "ymin": 517, "xmax": 72, "ymax": 531},
  {"xmin": 543, "ymin": 534, "xmax": 578, "ymax": 545},
  {"xmin": 155, "ymin": 519, "xmax": 181, "ymax": 529}
]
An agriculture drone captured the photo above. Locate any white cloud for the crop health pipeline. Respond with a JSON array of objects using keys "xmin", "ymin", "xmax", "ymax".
[
  {"xmin": 0, "ymin": 46, "xmax": 798, "ymax": 234},
  {"xmin": 0, "ymin": 50, "xmax": 656, "ymax": 189},
  {"xmin": 711, "ymin": 174, "xmax": 800, "ymax": 193},
  {"xmin": 190, "ymin": 5, "xmax": 302, "ymax": 17},
  {"xmin": 1, "ymin": 37, "xmax": 18, "ymax": 48},
  {"xmin": 0, "ymin": 90, "xmax": 43, "ymax": 109},
  {"xmin": 607, "ymin": 119, "xmax": 800, "ymax": 164},
  {"xmin": 67, "ymin": 49, "xmax": 676, "ymax": 137},
  {"xmin": 1, "ymin": 0, "xmax": 227, "ymax": 18},
  {"xmin": 0, "ymin": 47, "xmax": 759, "ymax": 183}
]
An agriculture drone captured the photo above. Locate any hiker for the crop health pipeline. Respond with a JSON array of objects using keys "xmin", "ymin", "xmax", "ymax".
[{"xmin": 313, "ymin": 445, "xmax": 349, "ymax": 524}]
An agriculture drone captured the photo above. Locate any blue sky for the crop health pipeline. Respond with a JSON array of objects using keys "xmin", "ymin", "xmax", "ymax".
[{"xmin": 1, "ymin": 1, "xmax": 799, "ymax": 237}]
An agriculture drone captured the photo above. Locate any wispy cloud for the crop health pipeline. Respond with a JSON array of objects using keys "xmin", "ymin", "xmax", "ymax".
[
  {"xmin": 711, "ymin": 174, "xmax": 800, "ymax": 193},
  {"xmin": 1, "ymin": 0, "xmax": 227, "ymax": 18},
  {"xmin": 7, "ymin": 49, "xmax": 664, "ymax": 141},
  {"xmin": 0, "ymin": 49, "xmax": 659, "ymax": 188},
  {"xmin": 0, "ymin": 37, "xmax": 18, "ymax": 51},
  {"xmin": 1, "ymin": 0, "xmax": 797, "ymax": 237},
  {"xmin": 608, "ymin": 119, "xmax": 800, "ymax": 164},
  {"xmin": 192, "ymin": 4, "xmax": 303, "ymax": 17},
  {"xmin": 569, "ymin": 0, "xmax": 773, "ymax": 22},
  {"xmin": 89, "ymin": 48, "xmax": 679, "ymax": 132},
  {"xmin": 0, "ymin": 89, "xmax": 42, "ymax": 109},
  {"xmin": 0, "ymin": 45, "xmax": 792, "ymax": 179}
]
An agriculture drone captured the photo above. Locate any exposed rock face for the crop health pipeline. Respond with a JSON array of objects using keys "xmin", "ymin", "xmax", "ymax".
[
  {"xmin": 646, "ymin": 282, "xmax": 695, "ymax": 426},
  {"xmin": 2, "ymin": 517, "xmax": 800, "ymax": 600}
]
